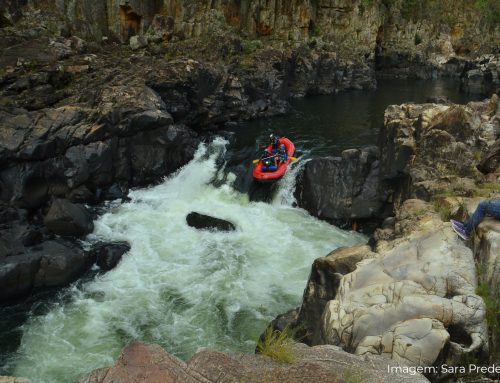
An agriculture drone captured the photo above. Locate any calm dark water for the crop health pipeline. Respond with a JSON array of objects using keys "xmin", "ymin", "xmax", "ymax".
[
  {"xmin": 0, "ymin": 78, "xmax": 484, "ymax": 376},
  {"xmin": 224, "ymin": 78, "xmax": 483, "ymax": 193}
]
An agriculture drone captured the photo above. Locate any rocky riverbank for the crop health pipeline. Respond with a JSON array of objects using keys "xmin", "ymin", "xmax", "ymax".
[{"xmin": 275, "ymin": 96, "xmax": 500, "ymax": 381}]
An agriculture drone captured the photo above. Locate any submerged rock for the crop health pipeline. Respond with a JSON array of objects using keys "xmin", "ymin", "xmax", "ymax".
[
  {"xmin": 186, "ymin": 212, "xmax": 236, "ymax": 232},
  {"xmin": 79, "ymin": 341, "xmax": 428, "ymax": 383}
]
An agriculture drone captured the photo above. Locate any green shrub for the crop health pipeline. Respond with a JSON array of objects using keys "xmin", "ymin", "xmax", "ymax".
[
  {"xmin": 475, "ymin": 0, "xmax": 500, "ymax": 26},
  {"xmin": 400, "ymin": 0, "xmax": 421, "ymax": 20}
]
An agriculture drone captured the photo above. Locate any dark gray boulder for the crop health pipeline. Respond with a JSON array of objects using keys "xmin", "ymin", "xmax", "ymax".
[
  {"xmin": 0, "ymin": 239, "xmax": 92, "ymax": 302},
  {"xmin": 0, "ymin": 204, "xmax": 42, "ymax": 261},
  {"xmin": 0, "ymin": 253, "xmax": 41, "ymax": 302},
  {"xmin": 91, "ymin": 241, "xmax": 131, "ymax": 271},
  {"xmin": 32, "ymin": 240, "xmax": 92, "ymax": 287},
  {"xmin": 294, "ymin": 147, "xmax": 387, "ymax": 229},
  {"xmin": 186, "ymin": 212, "xmax": 236, "ymax": 232},
  {"xmin": 0, "ymin": 223, "xmax": 43, "ymax": 259},
  {"xmin": 44, "ymin": 198, "xmax": 94, "ymax": 237}
]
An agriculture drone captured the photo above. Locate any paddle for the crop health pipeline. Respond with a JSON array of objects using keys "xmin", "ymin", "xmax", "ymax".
[{"xmin": 252, "ymin": 156, "xmax": 297, "ymax": 164}]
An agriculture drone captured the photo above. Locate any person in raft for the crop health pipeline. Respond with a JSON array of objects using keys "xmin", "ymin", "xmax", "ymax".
[
  {"xmin": 269, "ymin": 133, "xmax": 280, "ymax": 154},
  {"xmin": 261, "ymin": 149, "xmax": 278, "ymax": 172},
  {"xmin": 277, "ymin": 144, "xmax": 288, "ymax": 164},
  {"xmin": 451, "ymin": 199, "xmax": 500, "ymax": 240}
]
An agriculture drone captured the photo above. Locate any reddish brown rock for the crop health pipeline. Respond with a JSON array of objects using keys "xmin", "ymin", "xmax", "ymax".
[
  {"xmin": 80, "ymin": 341, "xmax": 429, "ymax": 383},
  {"xmin": 80, "ymin": 342, "xmax": 209, "ymax": 383}
]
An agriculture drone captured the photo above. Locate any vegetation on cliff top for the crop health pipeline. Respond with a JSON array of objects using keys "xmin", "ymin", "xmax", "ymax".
[{"xmin": 257, "ymin": 326, "xmax": 297, "ymax": 363}]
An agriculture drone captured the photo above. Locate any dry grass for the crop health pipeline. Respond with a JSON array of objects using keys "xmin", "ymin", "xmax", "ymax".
[
  {"xmin": 257, "ymin": 326, "xmax": 296, "ymax": 364},
  {"xmin": 475, "ymin": 182, "xmax": 499, "ymax": 198}
]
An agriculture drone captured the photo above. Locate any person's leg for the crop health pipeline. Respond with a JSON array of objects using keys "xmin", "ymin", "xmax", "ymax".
[
  {"xmin": 489, "ymin": 199, "xmax": 500, "ymax": 219},
  {"xmin": 463, "ymin": 200, "xmax": 500, "ymax": 234}
]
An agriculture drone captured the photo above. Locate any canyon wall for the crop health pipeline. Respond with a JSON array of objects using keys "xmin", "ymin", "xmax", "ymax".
[{"xmin": 2, "ymin": 0, "xmax": 499, "ymax": 62}]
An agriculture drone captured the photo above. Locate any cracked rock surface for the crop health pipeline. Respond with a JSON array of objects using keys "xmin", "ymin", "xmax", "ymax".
[{"xmin": 320, "ymin": 200, "xmax": 488, "ymax": 367}]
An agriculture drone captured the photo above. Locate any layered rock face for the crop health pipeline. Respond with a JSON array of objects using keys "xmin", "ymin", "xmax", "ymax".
[
  {"xmin": 380, "ymin": 95, "xmax": 499, "ymax": 202},
  {"xmin": 0, "ymin": 85, "xmax": 198, "ymax": 208},
  {"xmin": 33, "ymin": 1, "xmax": 500, "ymax": 56},
  {"xmin": 80, "ymin": 341, "xmax": 429, "ymax": 383},
  {"xmin": 3, "ymin": 1, "xmax": 499, "ymax": 80}
]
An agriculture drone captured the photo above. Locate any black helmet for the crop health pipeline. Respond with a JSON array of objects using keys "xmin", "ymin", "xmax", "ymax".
[{"xmin": 269, "ymin": 133, "xmax": 275, "ymax": 140}]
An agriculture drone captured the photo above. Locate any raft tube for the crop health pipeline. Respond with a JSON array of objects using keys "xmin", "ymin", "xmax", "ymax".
[{"xmin": 252, "ymin": 137, "xmax": 295, "ymax": 182}]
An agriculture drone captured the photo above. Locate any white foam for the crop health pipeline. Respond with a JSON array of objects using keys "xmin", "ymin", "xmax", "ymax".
[{"xmin": 12, "ymin": 139, "xmax": 366, "ymax": 383}]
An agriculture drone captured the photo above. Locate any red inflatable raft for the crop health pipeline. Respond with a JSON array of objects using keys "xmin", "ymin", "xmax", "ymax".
[{"xmin": 252, "ymin": 137, "xmax": 295, "ymax": 182}]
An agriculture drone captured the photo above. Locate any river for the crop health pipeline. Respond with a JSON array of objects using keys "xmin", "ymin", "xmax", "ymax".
[{"xmin": 0, "ymin": 79, "xmax": 483, "ymax": 383}]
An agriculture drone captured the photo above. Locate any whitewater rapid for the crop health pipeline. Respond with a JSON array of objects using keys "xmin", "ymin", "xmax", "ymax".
[{"xmin": 11, "ymin": 138, "xmax": 366, "ymax": 383}]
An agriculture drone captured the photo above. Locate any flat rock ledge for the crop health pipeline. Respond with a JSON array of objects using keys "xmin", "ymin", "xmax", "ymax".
[{"xmin": 79, "ymin": 341, "xmax": 429, "ymax": 383}]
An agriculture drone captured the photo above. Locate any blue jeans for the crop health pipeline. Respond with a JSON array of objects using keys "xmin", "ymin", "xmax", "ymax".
[{"xmin": 463, "ymin": 199, "xmax": 500, "ymax": 235}]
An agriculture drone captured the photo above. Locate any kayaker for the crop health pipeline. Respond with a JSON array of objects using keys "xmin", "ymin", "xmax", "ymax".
[
  {"xmin": 277, "ymin": 144, "xmax": 287, "ymax": 164},
  {"xmin": 269, "ymin": 133, "xmax": 280, "ymax": 154}
]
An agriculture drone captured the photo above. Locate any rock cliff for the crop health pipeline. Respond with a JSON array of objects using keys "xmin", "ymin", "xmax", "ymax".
[
  {"xmin": 2, "ymin": 1, "xmax": 499, "ymax": 80},
  {"xmin": 276, "ymin": 96, "xmax": 499, "ymax": 379}
]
